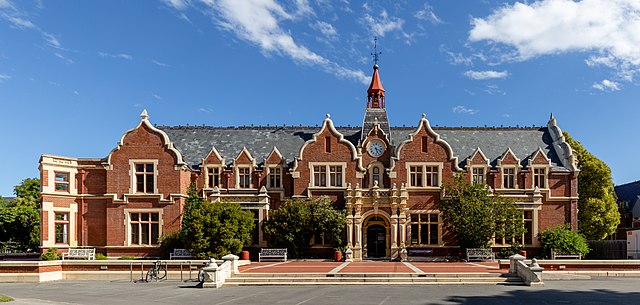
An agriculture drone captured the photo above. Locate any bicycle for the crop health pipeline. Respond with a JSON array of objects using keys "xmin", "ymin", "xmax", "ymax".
[{"xmin": 145, "ymin": 260, "xmax": 167, "ymax": 282}]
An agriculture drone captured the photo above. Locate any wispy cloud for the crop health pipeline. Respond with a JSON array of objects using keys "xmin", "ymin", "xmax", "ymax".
[
  {"xmin": 172, "ymin": 0, "xmax": 368, "ymax": 84},
  {"xmin": 198, "ymin": 107, "xmax": 213, "ymax": 113},
  {"xmin": 484, "ymin": 84, "xmax": 506, "ymax": 95},
  {"xmin": 592, "ymin": 79, "xmax": 621, "ymax": 92},
  {"xmin": 312, "ymin": 21, "xmax": 338, "ymax": 41},
  {"xmin": 98, "ymin": 52, "xmax": 133, "ymax": 60},
  {"xmin": 153, "ymin": 94, "xmax": 162, "ymax": 100},
  {"xmin": 3, "ymin": 14, "xmax": 33, "ymax": 28},
  {"xmin": 464, "ymin": 70, "xmax": 508, "ymax": 80},
  {"xmin": 415, "ymin": 3, "xmax": 442, "ymax": 24},
  {"xmin": 54, "ymin": 52, "xmax": 73, "ymax": 64},
  {"xmin": 0, "ymin": 73, "xmax": 11, "ymax": 82},
  {"xmin": 361, "ymin": 9, "xmax": 404, "ymax": 38},
  {"xmin": 440, "ymin": 45, "xmax": 473, "ymax": 66},
  {"xmin": 151, "ymin": 59, "xmax": 170, "ymax": 67},
  {"xmin": 163, "ymin": 0, "xmax": 190, "ymax": 10},
  {"xmin": 452, "ymin": 105, "xmax": 479, "ymax": 115},
  {"xmin": 0, "ymin": 0, "xmax": 13, "ymax": 9},
  {"xmin": 469, "ymin": 0, "xmax": 640, "ymax": 83}
]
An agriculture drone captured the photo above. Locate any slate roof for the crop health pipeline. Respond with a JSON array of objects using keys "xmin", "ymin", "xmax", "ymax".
[
  {"xmin": 159, "ymin": 124, "xmax": 565, "ymax": 171},
  {"xmin": 616, "ymin": 180, "xmax": 640, "ymax": 211},
  {"xmin": 361, "ymin": 108, "xmax": 390, "ymax": 142}
]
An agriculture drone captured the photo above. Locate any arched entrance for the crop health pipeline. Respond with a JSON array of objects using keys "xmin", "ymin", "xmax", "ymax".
[
  {"xmin": 366, "ymin": 225, "xmax": 386, "ymax": 257},
  {"xmin": 363, "ymin": 215, "xmax": 389, "ymax": 258}
]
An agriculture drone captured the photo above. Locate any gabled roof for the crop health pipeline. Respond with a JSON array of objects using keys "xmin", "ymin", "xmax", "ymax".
[{"xmin": 616, "ymin": 180, "xmax": 640, "ymax": 211}]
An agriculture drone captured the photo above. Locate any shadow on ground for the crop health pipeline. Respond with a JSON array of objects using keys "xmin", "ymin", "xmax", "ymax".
[{"xmin": 446, "ymin": 288, "xmax": 640, "ymax": 305}]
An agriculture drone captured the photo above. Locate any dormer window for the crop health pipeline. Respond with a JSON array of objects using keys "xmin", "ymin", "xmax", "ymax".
[
  {"xmin": 238, "ymin": 167, "xmax": 251, "ymax": 188},
  {"xmin": 503, "ymin": 168, "xmax": 515, "ymax": 189},
  {"xmin": 533, "ymin": 168, "xmax": 546, "ymax": 188},
  {"xmin": 268, "ymin": 167, "xmax": 282, "ymax": 189},
  {"xmin": 207, "ymin": 167, "xmax": 221, "ymax": 188},
  {"xmin": 472, "ymin": 168, "xmax": 485, "ymax": 184}
]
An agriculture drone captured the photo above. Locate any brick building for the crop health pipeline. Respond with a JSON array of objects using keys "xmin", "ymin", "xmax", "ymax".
[{"xmin": 39, "ymin": 64, "xmax": 579, "ymax": 259}]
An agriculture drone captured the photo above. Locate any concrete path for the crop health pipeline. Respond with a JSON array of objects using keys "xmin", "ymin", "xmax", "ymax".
[{"xmin": 238, "ymin": 261, "xmax": 505, "ymax": 275}]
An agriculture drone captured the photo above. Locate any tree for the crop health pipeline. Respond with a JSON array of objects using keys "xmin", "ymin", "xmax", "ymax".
[
  {"xmin": 563, "ymin": 132, "xmax": 620, "ymax": 240},
  {"xmin": 441, "ymin": 175, "xmax": 525, "ymax": 249},
  {"xmin": 263, "ymin": 196, "xmax": 345, "ymax": 258},
  {"xmin": 539, "ymin": 225, "xmax": 590, "ymax": 258},
  {"xmin": 0, "ymin": 178, "xmax": 41, "ymax": 252},
  {"xmin": 178, "ymin": 184, "xmax": 255, "ymax": 259}
]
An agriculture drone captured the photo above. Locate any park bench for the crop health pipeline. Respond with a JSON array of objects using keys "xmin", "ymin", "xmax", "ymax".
[
  {"xmin": 551, "ymin": 250, "xmax": 581, "ymax": 260},
  {"xmin": 259, "ymin": 248, "xmax": 287, "ymax": 262},
  {"xmin": 170, "ymin": 248, "xmax": 191, "ymax": 260},
  {"xmin": 466, "ymin": 248, "xmax": 494, "ymax": 262},
  {"xmin": 62, "ymin": 248, "xmax": 96, "ymax": 260}
]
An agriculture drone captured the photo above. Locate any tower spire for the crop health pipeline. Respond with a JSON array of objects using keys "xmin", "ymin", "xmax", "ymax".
[
  {"xmin": 367, "ymin": 38, "xmax": 385, "ymax": 109},
  {"xmin": 371, "ymin": 37, "xmax": 381, "ymax": 67}
]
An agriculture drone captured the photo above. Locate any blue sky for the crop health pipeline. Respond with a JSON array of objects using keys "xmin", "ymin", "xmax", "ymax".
[{"xmin": 1, "ymin": 0, "xmax": 639, "ymax": 196}]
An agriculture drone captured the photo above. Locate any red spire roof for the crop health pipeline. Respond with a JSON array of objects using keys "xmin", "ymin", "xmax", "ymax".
[{"xmin": 367, "ymin": 64, "xmax": 385, "ymax": 94}]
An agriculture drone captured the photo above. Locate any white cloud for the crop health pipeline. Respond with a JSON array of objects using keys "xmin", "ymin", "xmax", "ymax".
[
  {"xmin": 98, "ymin": 52, "xmax": 133, "ymax": 60},
  {"xmin": 440, "ymin": 45, "xmax": 473, "ymax": 66},
  {"xmin": 361, "ymin": 9, "xmax": 404, "ymax": 37},
  {"xmin": 54, "ymin": 52, "xmax": 73, "ymax": 64},
  {"xmin": 464, "ymin": 70, "xmax": 508, "ymax": 80},
  {"xmin": 151, "ymin": 59, "xmax": 170, "ymax": 67},
  {"xmin": 312, "ymin": 21, "xmax": 337, "ymax": 40},
  {"xmin": 189, "ymin": 0, "xmax": 368, "ymax": 84},
  {"xmin": 592, "ymin": 79, "xmax": 621, "ymax": 91},
  {"xmin": 0, "ymin": 73, "xmax": 11, "ymax": 82},
  {"xmin": 484, "ymin": 84, "xmax": 506, "ymax": 95},
  {"xmin": 42, "ymin": 32, "xmax": 61, "ymax": 49},
  {"xmin": 163, "ymin": 0, "xmax": 190, "ymax": 10},
  {"xmin": 415, "ymin": 3, "xmax": 442, "ymax": 24},
  {"xmin": 469, "ymin": 0, "xmax": 640, "ymax": 81},
  {"xmin": 0, "ymin": 0, "xmax": 12, "ymax": 9},
  {"xmin": 153, "ymin": 94, "xmax": 162, "ymax": 100},
  {"xmin": 4, "ymin": 15, "xmax": 33, "ymax": 28},
  {"xmin": 452, "ymin": 105, "xmax": 479, "ymax": 115}
]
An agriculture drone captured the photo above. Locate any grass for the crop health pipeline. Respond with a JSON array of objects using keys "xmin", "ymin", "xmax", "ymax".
[{"xmin": 0, "ymin": 294, "xmax": 14, "ymax": 302}]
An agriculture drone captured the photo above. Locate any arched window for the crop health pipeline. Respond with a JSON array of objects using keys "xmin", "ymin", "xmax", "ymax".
[{"xmin": 370, "ymin": 165, "xmax": 383, "ymax": 188}]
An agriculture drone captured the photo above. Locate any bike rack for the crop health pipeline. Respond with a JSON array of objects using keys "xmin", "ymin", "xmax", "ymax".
[{"xmin": 130, "ymin": 261, "xmax": 204, "ymax": 283}]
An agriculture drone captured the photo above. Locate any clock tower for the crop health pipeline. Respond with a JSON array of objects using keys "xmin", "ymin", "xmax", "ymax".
[{"xmin": 361, "ymin": 41, "xmax": 391, "ymax": 143}]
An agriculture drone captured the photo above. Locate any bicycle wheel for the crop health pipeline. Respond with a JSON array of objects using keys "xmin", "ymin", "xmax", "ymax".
[
  {"xmin": 145, "ymin": 268, "xmax": 155, "ymax": 282},
  {"xmin": 158, "ymin": 266, "xmax": 167, "ymax": 280}
]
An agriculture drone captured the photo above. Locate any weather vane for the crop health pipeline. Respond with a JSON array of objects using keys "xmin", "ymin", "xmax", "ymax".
[{"xmin": 371, "ymin": 37, "xmax": 381, "ymax": 66}]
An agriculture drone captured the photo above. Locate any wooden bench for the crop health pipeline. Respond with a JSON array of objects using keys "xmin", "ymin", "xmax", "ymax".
[
  {"xmin": 551, "ymin": 250, "xmax": 581, "ymax": 260},
  {"xmin": 170, "ymin": 248, "xmax": 191, "ymax": 260},
  {"xmin": 466, "ymin": 248, "xmax": 494, "ymax": 262},
  {"xmin": 259, "ymin": 248, "xmax": 287, "ymax": 262},
  {"xmin": 62, "ymin": 248, "xmax": 95, "ymax": 260}
]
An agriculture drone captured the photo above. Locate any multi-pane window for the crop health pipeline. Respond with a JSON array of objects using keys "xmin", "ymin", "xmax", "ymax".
[
  {"xmin": 410, "ymin": 166, "xmax": 423, "ymax": 187},
  {"xmin": 269, "ymin": 167, "xmax": 282, "ymax": 188},
  {"xmin": 495, "ymin": 210, "xmax": 534, "ymax": 246},
  {"xmin": 54, "ymin": 212, "xmax": 69, "ymax": 244},
  {"xmin": 135, "ymin": 163, "xmax": 155, "ymax": 193},
  {"xmin": 130, "ymin": 212, "xmax": 160, "ymax": 245},
  {"xmin": 312, "ymin": 165, "xmax": 344, "ymax": 187},
  {"xmin": 409, "ymin": 165, "xmax": 439, "ymax": 187},
  {"xmin": 502, "ymin": 168, "xmax": 515, "ymax": 189},
  {"xmin": 238, "ymin": 167, "xmax": 251, "ymax": 188},
  {"xmin": 55, "ymin": 172, "xmax": 70, "ymax": 192},
  {"xmin": 207, "ymin": 167, "xmax": 221, "ymax": 188},
  {"xmin": 472, "ymin": 168, "xmax": 485, "ymax": 184},
  {"xmin": 410, "ymin": 213, "xmax": 439, "ymax": 245},
  {"xmin": 425, "ymin": 166, "xmax": 438, "ymax": 187},
  {"xmin": 329, "ymin": 166, "xmax": 343, "ymax": 187},
  {"xmin": 533, "ymin": 168, "xmax": 546, "ymax": 188}
]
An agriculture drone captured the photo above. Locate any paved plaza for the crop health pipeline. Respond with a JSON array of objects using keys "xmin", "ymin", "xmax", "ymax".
[
  {"xmin": 239, "ymin": 261, "xmax": 503, "ymax": 274},
  {"xmin": 1, "ymin": 277, "xmax": 640, "ymax": 305}
]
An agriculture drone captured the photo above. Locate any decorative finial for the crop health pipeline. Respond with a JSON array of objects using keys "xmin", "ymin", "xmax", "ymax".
[
  {"xmin": 326, "ymin": 113, "xmax": 331, "ymax": 119},
  {"xmin": 140, "ymin": 109, "xmax": 149, "ymax": 120},
  {"xmin": 549, "ymin": 112, "xmax": 555, "ymax": 121},
  {"xmin": 421, "ymin": 113, "xmax": 426, "ymax": 119},
  {"xmin": 371, "ymin": 37, "xmax": 381, "ymax": 67}
]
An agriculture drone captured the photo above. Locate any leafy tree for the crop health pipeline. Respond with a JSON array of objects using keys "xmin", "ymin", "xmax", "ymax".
[
  {"xmin": 563, "ymin": 132, "xmax": 619, "ymax": 240},
  {"xmin": 177, "ymin": 184, "xmax": 255, "ymax": 259},
  {"xmin": 539, "ymin": 225, "xmax": 590, "ymax": 257},
  {"xmin": 0, "ymin": 178, "xmax": 41, "ymax": 252},
  {"xmin": 441, "ymin": 174, "xmax": 525, "ymax": 249},
  {"xmin": 263, "ymin": 196, "xmax": 345, "ymax": 258}
]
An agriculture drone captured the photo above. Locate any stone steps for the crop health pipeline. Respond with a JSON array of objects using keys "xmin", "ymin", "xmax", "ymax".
[{"xmin": 225, "ymin": 272, "xmax": 524, "ymax": 286}]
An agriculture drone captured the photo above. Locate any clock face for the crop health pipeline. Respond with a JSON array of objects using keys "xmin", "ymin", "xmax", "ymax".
[{"xmin": 368, "ymin": 140, "xmax": 385, "ymax": 157}]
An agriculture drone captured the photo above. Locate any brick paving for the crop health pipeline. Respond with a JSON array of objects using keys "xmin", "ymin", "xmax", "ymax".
[{"xmin": 239, "ymin": 261, "xmax": 507, "ymax": 274}]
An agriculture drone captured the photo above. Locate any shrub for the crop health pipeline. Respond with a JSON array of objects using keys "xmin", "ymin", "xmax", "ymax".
[
  {"xmin": 40, "ymin": 247, "xmax": 61, "ymax": 261},
  {"xmin": 95, "ymin": 253, "xmax": 108, "ymax": 260},
  {"xmin": 497, "ymin": 242, "xmax": 523, "ymax": 259},
  {"xmin": 159, "ymin": 230, "xmax": 184, "ymax": 259},
  {"xmin": 539, "ymin": 225, "xmax": 590, "ymax": 258}
]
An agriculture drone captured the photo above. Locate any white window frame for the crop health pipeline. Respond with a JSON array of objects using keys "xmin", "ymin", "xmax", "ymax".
[
  {"xmin": 236, "ymin": 166, "xmax": 253, "ymax": 189},
  {"xmin": 205, "ymin": 166, "xmax": 223, "ymax": 189},
  {"xmin": 493, "ymin": 209, "xmax": 536, "ymax": 246},
  {"xmin": 129, "ymin": 159, "xmax": 159, "ymax": 194},
  {"xmin": 267, "ymin": 166, "xmax": 283, "ymax": 189},
  {"xmin": 405, "ymin": 162, "xmax": 442, "ymax": 189},
  {"xmin": 309, "ymin": 162, "xmax": 346, "ymax": 188},
  {"xmin": 124, "ymin": 208, "xmax": 163, "ymax": 246},
  {"xmin": 501, "ymin": 166, "xmax": 517, "ymax": 189},
  {"xmin": 369, "ymin": 164, "xmax": 384, "ymax": 188},
  {"xmin": 54, "ymin": 212, "xmax": 69, "ymax": 245},
  {"xmin": 531, "ymin": 166, "xmax": 548, "ymax": 189},
  {"xmin": 409, "ymin": 211, "xmax": 441, "ymax": 245},
  {"xmin": 470, "ymin": 166, "xmax": 486, "ymax": 185}
]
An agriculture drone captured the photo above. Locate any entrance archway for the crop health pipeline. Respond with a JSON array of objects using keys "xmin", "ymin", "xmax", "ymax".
[{"xmin": 366, "ymin": 225, "xmax": 386, "ymax": 257}]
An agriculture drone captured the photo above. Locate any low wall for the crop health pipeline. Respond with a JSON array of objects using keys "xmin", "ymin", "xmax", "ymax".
[
  {"xmin": 499, "ymin": 259, "xmax": 640, "ymax": 271},
  {"xmin": 0, "ymin": 260, "xmax": 209, "ymax": 283}
]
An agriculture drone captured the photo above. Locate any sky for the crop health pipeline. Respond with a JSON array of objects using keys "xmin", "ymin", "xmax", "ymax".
[{"xmin": 0, "ymin": 0, "xmax": 639, "ymax": 196}]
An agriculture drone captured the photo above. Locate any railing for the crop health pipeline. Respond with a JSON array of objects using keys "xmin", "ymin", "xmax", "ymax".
[{"xmin": 129, "ymin": 260, "xmax": 204, "ymax": 282}]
